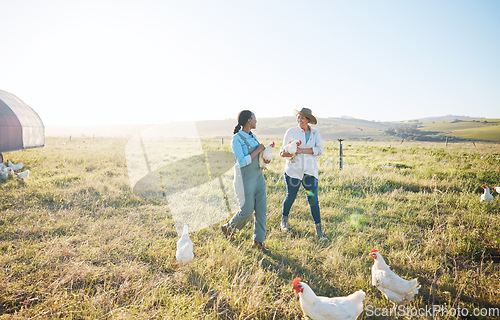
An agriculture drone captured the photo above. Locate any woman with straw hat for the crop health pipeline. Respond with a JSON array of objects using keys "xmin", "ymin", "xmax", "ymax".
[{"xmin": 279, "ymin": 107, "xmax": 328, "ymax": 241}]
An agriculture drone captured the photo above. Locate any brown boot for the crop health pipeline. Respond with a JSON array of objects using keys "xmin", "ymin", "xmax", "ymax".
[
  {"xmin": 252, "ymin": 241, "xmax": 270, "ymax": 254},
  {"xmin": 221, "ymin": 224, "xmax": 235, "ymax": 241}
]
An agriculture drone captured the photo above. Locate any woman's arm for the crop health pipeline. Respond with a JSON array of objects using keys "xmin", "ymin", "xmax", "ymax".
[
  {"xmin": 231, "ymin": 136, "xmax": 265, "ymax": 167},
  {"xmin": 312, "ymin": 131, "xmax": 324, "ymax": 156},
  {"xmin": 231, "ymin": 137, "xmax": 252, "ymax": 167},
  {"xmin": 280, "ymin": 129, "xmax": 294, "ymax": 158},
  {"xmin": 250, "ymin": 144, "xmax": 265, "ymax": 160},
  {"xmin": 296, "ymin": 148, "xmax": 314, "ymax": 155}
]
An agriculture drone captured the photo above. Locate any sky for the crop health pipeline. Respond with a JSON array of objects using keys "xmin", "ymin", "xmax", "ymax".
[{"xmin": 1, "ymin": 0, "xmax": 499, "ymax": 126}]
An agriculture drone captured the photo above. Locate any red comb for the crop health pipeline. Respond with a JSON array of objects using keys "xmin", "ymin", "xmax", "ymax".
[
  {"xmin": 270, "ymin": 142, "xmax": 275, "ymax": 147},
  {"xmin": 370, "ymin": 249, "xmax": 378, "ymax": 253},
  {"xmin": 297, "ymin": 140, "xmax": 302, "ymax": 145},
  {"xmin": 293, "ymin": 277, "xmax": 301, "ymax": 287}
]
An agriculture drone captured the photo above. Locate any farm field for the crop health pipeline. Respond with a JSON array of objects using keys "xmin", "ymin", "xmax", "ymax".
[
  {"xmin": 418, "ymin": 119, "xmax": 500, "ymax": 142},
  {"xmin": 0, "ymin": 137, "xmax": 499, "ymax": 319}
]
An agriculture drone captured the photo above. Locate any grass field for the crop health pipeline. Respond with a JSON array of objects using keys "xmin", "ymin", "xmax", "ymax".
[
  {"xmin": 1, "ymin": 137, "xmax": 499, "ymax": 319},
  {"xmin": 419, "ymin": 119, "xmax": 500, "ymax": 142}
]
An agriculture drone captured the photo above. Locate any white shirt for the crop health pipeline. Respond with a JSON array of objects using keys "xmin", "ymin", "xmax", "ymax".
[{"xmin": 281, "ymin": 126, "xmax": 324, "ymax": 180}]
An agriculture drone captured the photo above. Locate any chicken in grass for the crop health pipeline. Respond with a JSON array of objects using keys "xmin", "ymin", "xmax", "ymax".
[
  {"xmin": 369, "ymin": 249, "xmax": 420, "ymax": 306},
  {"xmin": 7, "ymin": 160, "xmax": 23, "ymax": 171},
  {"xmin": 0, "ymin": 167, "xmax": 14, "ymax": 180},
  {"xmin": 2, "ymin": 167, "xmax": 15, "ymax": 177},
  {"xmin": 481, "ymin": 184, "xmax": 494, "ymax": 202},
  {"xmin": 259, "ymin": 142, "xmax": 275, "ymax": 169},
  {"xmin": 176, "ymin": 225, "xmax": 194, "ymax": 265},
  {"xmin": 292, "ymin": 277, "xmax": 365, "ymax": 320},
  {"xmin": 15, "ymin": 170, "xmax": 29, "ymax": 179},
  {"xmin": 283, "ymin": 139, "xmax": 302, "ymax": 155}
]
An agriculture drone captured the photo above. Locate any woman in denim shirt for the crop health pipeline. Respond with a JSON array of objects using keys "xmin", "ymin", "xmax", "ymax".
[{"xmin": 221, "ymin": 110, "xmax": 271, "ymax": 253}]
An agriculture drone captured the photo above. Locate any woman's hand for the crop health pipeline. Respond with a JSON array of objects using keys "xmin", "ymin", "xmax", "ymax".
[
  {"xmin": 250, "ymin": 144, "xmax": 266, "ymax": 161},
  {"xmin": 256, "ymin": 144, "xmax": 266, "ymax": 153},
  {"xmin": 296, "ymin": 148, "xmax": 314, "ymax": 155},
  {"xmin": 280, "ymin": 150, "xmax": 294, "ymax": 158}
]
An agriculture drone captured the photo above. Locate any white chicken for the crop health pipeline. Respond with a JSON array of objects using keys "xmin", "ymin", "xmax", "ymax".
[
  {"xmin": 292, "ymin": 277, "xmax": 365, "ymax": 320},
  {"xmin": 259, "ymin": 141, "xmax": 275, "ymax": 169},
  {"xmin": 1, "ymin": 167, "xmax": 15, "ymax": 180},
  {"xmin": 481, "ymin": 184, "xmax": 494, "ymax": 202},
  {"xmin": 0, "ymin": 168, "xmax": 8, "ymax": 180},
  {"xmin": 495, "ymin": 186, "xmax": 500, "ymax": 195},
  {"xmin": 7, "ymin": 160, "xmax": 23, "ymax": 171},
  {"xmin": 369, "ymin": 249, "xmax": 420, "ymax": 306},
  {"xmin": 15, "ymin": 170, "xmax": 29, "ymax": 179},
  {"xmin": 176, "ymin": 225, "xmax": 194, "ymax": 265},
  {"xmin": 283, "ymin": 140, "xmax": 302, "ymax": 155}
]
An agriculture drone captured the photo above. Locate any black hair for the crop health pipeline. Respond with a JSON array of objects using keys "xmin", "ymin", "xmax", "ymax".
[{"xmin": 233, "ymin": 110, "xmax": 253, "ymax": 134}]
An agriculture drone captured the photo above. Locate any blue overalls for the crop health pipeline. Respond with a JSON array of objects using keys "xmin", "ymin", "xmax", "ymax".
[{"xmin": 226, "ymin": 132, "xmax": 267, "ymax": 243}]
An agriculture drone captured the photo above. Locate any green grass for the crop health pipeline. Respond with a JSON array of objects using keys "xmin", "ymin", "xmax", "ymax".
[
  {"xmin": 1, "ymin": 137, "xmax": 499, "ymax": 319},
  {"xmin": 419, "ymin": 119, "xmax": 500, "ymax": 142}
]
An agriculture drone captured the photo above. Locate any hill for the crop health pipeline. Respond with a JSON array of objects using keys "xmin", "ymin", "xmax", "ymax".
[
  {"xmin": 46, "ymin": 117, "xmax": 408, "ymax": 142},
  {"xmin": 45, "ymin": 116, "xmax": 500, "ymax": 142},
  {"xmin": 418, "ymin": 118, "xmax": 500, "ymax": 142}
]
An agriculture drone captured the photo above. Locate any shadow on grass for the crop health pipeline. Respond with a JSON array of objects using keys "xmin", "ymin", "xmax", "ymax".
[{"xmin": 132, "ymin": 151, "xmax": 234, "ymax": 199}]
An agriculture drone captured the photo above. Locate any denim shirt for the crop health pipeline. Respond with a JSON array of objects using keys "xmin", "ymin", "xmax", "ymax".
[{"xmin": 231, "ymin": 130, "xmax": 260, "ymax": 168}]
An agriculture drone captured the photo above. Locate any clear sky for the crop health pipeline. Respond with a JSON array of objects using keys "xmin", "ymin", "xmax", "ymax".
[{"xmin": 1, "ymin": 0, "xmax": 499, "ymax": 126}]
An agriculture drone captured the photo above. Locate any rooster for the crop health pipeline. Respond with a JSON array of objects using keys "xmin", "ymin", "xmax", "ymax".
[
  {"xmin": 259, "ymin": 142, "xmax": 275, "ymax": 169},
  {"xmin": 292, "ymin": 277, "xmax": 365, "ymax": 320},
  {"xmin": 15, "ymin": 170, "xmax": 29, "ymax": 179},
  {"xmin": 481, "ymin": 184, "xmax": 494, "ymax": 202},
  {"xmin": 7, "ymin": 160, "xmax": 23, "ymax": 171},
  {"xmin": 283, "ymin": 140, "xmax": 302, "ymax": 155},
  {"xmin": 369, "ymin": 249, "xmax": 420, "ymax": 306},
  {"xmin": 176, "ymin": 225, "xmax": 194, "ymax": 265}
]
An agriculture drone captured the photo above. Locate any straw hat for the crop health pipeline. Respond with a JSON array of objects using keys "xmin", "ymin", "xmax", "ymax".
[{"xmin": 294, "ymin": 107, "xmax": 317, "ymax": 125}]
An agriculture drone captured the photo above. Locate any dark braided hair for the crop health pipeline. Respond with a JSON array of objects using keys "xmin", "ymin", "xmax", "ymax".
[{"xmin": 233, "ymin": 110, "xmax": 253, "ymax": 134}]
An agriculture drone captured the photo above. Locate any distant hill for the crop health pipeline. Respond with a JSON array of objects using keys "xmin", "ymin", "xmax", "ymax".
[
  {"xmin": 45, "ymin": 116, "xmax": 500, "ymax": 142},
  {"xmin": 410, "ymin": 115, "xmax": 481, "ymax": 122},
  {"xmin": 195, "ymin": 117, "xmax": 406, "ymax": 141},
  {"xmin": 417, "ymin": 118, "xmax": 500, "ymax": 142}
]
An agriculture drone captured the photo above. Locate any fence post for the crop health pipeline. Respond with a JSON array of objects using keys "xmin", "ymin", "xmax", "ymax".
[{"xmin": 338, "ymin": 139, "xmax": 345, "ymax": 169}]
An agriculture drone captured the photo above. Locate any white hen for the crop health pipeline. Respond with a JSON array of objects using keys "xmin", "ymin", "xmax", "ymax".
[
  {"xmin": 7, "ymin": 160, "xmax": 23, "ymax": 171},
  {"xmin": 292, "ymin": 277, "xmax": 365, "ymax": 320},
  {"xmin": 495, "ymin": 186, "xmax": 500, "ymax": 195},
  {"xmin": 1, "ymin": 167, "xmax": 15, "ymax": 180},
  {"xmin": 259, "ymin": 142, "xmax": 275, "ymax": 169},
  {"xmin": 0, "ymin": 168, "xmax": 8, "ymax": 180},
  {"xmin": 15, "ymin": 170, "xmax": 29, "ymax": 179},
  {"xmin": 481, "ymin": 184, "xmax": 494, "ymax": 202},
  {"xmin": 176, "ymin": 225, "xmax": 194, "ymax": 265},
  {"xmin": 283, "ymin": 140, "xmax": 302, "ymax": 155},
  {"xmin": 370, "ymin": 249, "xmax": 420, "ymax": 306}
]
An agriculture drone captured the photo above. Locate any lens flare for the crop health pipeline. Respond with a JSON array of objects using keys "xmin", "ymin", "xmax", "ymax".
[
  {"xmin": 125, "ymin": 122, "xmax": 238, "ymax": 235},
  {"xmin": 305, "ymin": 190, "xmax": 315, "ymax": 197}
]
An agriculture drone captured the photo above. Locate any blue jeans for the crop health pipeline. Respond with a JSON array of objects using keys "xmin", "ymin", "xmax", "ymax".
[{"xmin": 282, "ymin": 173, "xmax": 321, "ymax": 224}]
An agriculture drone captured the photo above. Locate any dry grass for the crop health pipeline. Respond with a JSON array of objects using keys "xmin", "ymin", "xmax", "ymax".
[{"xmin": 0, "ymin": 137, "xmax": 499, "ymax": 319}]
